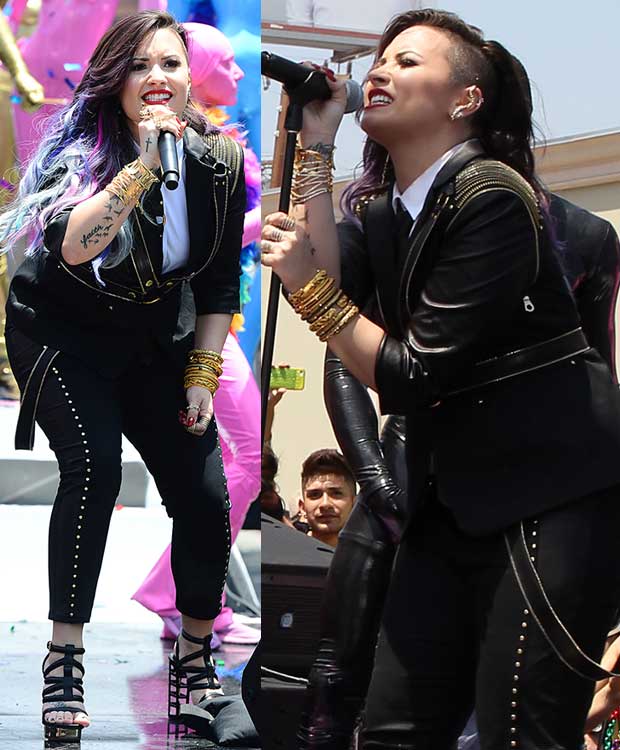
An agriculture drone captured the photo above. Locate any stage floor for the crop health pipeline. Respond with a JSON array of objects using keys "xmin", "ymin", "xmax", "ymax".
[{"xmin": 0, "ymin": 621, "xmax": 255, "ymax": 749}]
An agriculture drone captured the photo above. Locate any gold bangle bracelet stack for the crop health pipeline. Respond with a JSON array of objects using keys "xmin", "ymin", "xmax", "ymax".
[
  {"xmin": 289, "ymin": 270, "xmax": 359, "ymax": 342},
  {"xmin": 290, "ymin": 147, "xmax": 334, "ymax": 205},
  {"xmin": 104, "ymin": 158, "xmax": 159, "ymax": 207},
  {"xmin": 184, "ymin": 349, "xmax": 224, "ymax": 394}
]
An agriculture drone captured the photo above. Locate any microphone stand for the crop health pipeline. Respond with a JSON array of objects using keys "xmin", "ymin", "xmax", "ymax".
[{"xmin": 261, "ymin": 74, "xmax": 327, "ymax": 438}]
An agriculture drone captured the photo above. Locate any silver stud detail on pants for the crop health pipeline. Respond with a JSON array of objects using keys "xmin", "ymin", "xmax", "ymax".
[{"xmin": 52, "ymin": 366, "xmax": 89, "ymax": 619}]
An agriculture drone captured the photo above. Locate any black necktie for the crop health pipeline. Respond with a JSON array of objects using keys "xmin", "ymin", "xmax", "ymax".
[{"xmin": 394, "ymin": 200, "xmax": 414, "ymax": 266}]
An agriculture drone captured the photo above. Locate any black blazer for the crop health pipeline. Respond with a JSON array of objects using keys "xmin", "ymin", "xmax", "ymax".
[
  {"xmin": 550, "ymin": 193, "xmax": 620, "ymax": 383},
  {"xmin": 339, "ymin": 141, "xmax": 620, "ymax": 535},
  {"xmin": 6, "ymin": 128, "xmax": 245, "ymax": 377}
]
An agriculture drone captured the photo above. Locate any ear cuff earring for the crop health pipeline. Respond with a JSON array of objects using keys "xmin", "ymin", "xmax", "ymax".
[{"xmin": 450, "ymin": 92, "xmax": 484, "ymax": 121}]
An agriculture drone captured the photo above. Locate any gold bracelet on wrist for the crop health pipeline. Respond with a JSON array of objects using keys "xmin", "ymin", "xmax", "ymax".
[
  {"xmin": 291, "ymin": 147, "xmax": 335, "ymax": 205},
  {"xmin": 320, "ymin": 301, "xmax": 359, "ymax": 341},
  {"xmin": 289, "ymin": 270, "xmax": 329, "ymax": 306},
  {"xmin": 289, "ymin": 269, "xmax": 359, "ymax": 342},
  {"xmin": 184, "ymin": 372, "xmax": 220, "ymax": 394},
  {"xmin": 297, "ymin": 279, "xmax": 339, "ymax": 320},
  {"xmin": 104, "ymin": 157, "xmax": 159, "ymax": 207},
  {"xmin": 188, "ymin": 349, "xmax": 224, "ymax": 365},
  {"xmin": 184, "ymin": 349, "xmax": 224, "ymax": 394}
]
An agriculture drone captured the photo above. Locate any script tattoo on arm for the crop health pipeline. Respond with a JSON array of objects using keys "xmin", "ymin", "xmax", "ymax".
[{"xmin": 80, "ymin": 222, "xmax": 113, "ymax": 250}]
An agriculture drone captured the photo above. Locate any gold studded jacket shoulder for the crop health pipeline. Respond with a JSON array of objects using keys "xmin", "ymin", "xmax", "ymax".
[
  {"xmin": 5, "ymin": 127, "xmax": 245, "ymax": 378},
  {"xmin": 338, "ymin": 139, "xmax": 620, "ymax": 535}
]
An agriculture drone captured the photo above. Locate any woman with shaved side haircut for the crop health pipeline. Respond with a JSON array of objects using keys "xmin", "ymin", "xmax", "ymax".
[{"xmin": 262, "ymin": 9, "xmax": 620, "ymax": 750}]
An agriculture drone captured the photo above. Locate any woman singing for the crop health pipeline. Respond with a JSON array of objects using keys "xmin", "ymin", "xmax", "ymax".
[
  {"xmin": 261, "ymin": 9, "xmax": 620, "ymax": 750},
  {"xmin": 0, "ymin": 10, "xmax": 245, "ymax": 743}
]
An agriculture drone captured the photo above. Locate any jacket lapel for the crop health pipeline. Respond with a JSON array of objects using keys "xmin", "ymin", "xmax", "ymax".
[
  {"xmin": 366, "ymin": 190, "xmax": 403, "ymax": 337},
  {"xmin": 395, "ymin": 140, "xmax": 486, "ymax": 331},
  {"xmin": 364, "ymin": 140, "xmax": 486, "ymax": 337},
  {"xmin": 183, "ymin": 128, "xmax": 216, "ymax": 272}
]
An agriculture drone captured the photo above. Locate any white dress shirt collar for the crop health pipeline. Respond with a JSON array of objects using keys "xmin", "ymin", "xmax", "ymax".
[{"xmin": 391, "ymin": 141, "xmax": 467, "ymax": 222}]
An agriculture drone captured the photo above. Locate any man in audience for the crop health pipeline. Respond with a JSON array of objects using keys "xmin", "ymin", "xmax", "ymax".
[{"xmin": 298, "ymin": 449, "xmax": 356, "ymax": 548}]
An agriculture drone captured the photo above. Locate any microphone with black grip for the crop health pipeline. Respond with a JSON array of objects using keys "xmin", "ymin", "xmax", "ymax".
[
  {"xmin": 261, "ymin": 51, "xmax": 363, "ymax": 113},
  {"xmin": 158, "ymin": 131, "xmax": 179, "ymax": 190}
]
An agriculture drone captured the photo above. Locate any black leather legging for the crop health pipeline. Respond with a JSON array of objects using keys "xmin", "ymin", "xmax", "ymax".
[
  {"xmin": 6, "ymin": 325, "xmax": 231, "ymax": 623},
  {"xmin": 363, "ymin": 486, "xmax": 620, "ymax": 750}
]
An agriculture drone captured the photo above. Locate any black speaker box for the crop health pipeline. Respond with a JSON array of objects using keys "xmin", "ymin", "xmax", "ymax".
[
  {"xmin": 258, "ymin": 676, "xmax": 307, "ymax": 750},
  {"xmin": 262, "ymin": 513, "xmax": 334, "ymax": 676}
]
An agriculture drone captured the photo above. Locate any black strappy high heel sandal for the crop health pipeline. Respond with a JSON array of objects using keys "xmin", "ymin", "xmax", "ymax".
[
  {"xmin": 168, "ymin": 629, "xmax": 223, "ymax": 734},
  {"xmin": 42, "ymin": 642, "xmax": 88, "ymax": 744}
]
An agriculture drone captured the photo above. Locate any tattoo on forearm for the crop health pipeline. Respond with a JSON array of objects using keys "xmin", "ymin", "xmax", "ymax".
[
  {"xmin": 145, "ymin": 136, "xmax": 152, "ymax": 153},
  {"xmin": 306, "ymin": 142, "xmax": 336, "ymax": 160},
  {"xmin": 80, "ymin": 222, "xmax": 113, "ymax": 249},
  {"xmin": 104, "ymin": 197, "xmax": 124, "ymax": 218}
]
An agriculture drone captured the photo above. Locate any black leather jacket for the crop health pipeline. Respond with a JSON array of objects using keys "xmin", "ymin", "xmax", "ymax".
[
  {"xmin": 6, "ymin": 128, "xmax": 245, "ymax": 377},
  {"xmin": 338, "ymin": 141, "xmax": 620, "ymax": 534},
  {"xmin": 549, "ymin": 194, "xmax": 620, "ymax": 384}
]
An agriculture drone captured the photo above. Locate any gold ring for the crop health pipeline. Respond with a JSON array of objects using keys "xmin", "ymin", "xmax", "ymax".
[
  {"xmin": 197, "ymin": 415, "xmax": 210, "ymax": 425},
  {"xmin": 260, "ymin": 239, "xmax": 273, "ymax": 253},
  {"xmin": 139, "ymin": 105, "xmax": 153, "ymax": 120},
  {"xmin": 271, "ymin": 229, "xmax": 284, "ymax": 242}
]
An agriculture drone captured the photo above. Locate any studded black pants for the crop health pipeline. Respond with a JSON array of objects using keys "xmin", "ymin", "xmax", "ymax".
[
  {"xmin": 6, "ymin": 325, "xmax": 231, "ymax": 623},
  {"xmin": 362, "ymin": 486, "xmax": 620, "ymax": 750}
]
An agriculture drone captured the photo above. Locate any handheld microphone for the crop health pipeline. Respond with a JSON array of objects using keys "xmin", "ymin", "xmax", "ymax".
[
  {"xmin": 158, "ymin": 131, "xmax": 179, "ymax": 190},
  {"xmin": 261, "ymin": 51, "xmax": 363, "ymax": 113}
]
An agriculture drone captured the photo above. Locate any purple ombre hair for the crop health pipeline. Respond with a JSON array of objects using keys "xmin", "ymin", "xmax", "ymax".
[{"xmin": 0, "ymin": 11, "xmax": 216, "ymax": 268}]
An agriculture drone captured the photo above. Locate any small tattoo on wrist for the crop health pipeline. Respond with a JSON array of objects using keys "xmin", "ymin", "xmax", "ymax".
[{"xmin": 306, "ymin": 142, "xmax": 336, "ymax": 160}]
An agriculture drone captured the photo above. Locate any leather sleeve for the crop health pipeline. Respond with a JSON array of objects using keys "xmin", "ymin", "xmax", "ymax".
[
  {"xmin": 191, "ymin": 146, "xmax": 245, "ymax": 315},
  {"xmin": 338, "ymin": 219, "xmax": 373, "ymax": 309},
  {"xmin": 41, "ymin": 165, "xmax": 104, "ymax": 266},
  {"xmin": 375, "ymin": 188, "xmax": 539, "ymax": 413},
  {"xmin": 324, "ymin": 347, "xmax": 407, "ymax": 540},
  {"xmin": 43, "ymin": 208, "xmax": 72, "ymax": 259},
  {"xmin": 575, "ymin": 221, "xmax": 620, "ymax": 384}
]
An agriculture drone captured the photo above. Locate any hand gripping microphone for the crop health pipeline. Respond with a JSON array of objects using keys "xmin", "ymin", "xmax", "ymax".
[
  {"xmin": 158, "ymin": 131, "xmax": 179, "ymax": 190},
  {"xmin": 261, "ymin": 51, "xmax": 363, "ymax": 113}
]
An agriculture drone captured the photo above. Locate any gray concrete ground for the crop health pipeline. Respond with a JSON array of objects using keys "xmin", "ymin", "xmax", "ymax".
[
  {"xmin": 0, "ymin": 622, "xmax": 255, "ymax": 749},
  {"xmin": 0, "ymin": 510, "xmax": 260, "ymax": 749}
]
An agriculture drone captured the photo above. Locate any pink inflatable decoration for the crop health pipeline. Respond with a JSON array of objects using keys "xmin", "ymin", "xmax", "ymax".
[
  {"xmin": 133, "ymin": 24, "xmax": 260, "ymax": 644},
  {"xmin": 185, "ymin": 22, "xmax": 243, "ymax": 106},
  {"xmin": 12, "ymin": 0, "xmax": 118, "ymax": 165},
  {"xmin": 138, "ymin": 0, "xmax": 168, "ymax": 9}
]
